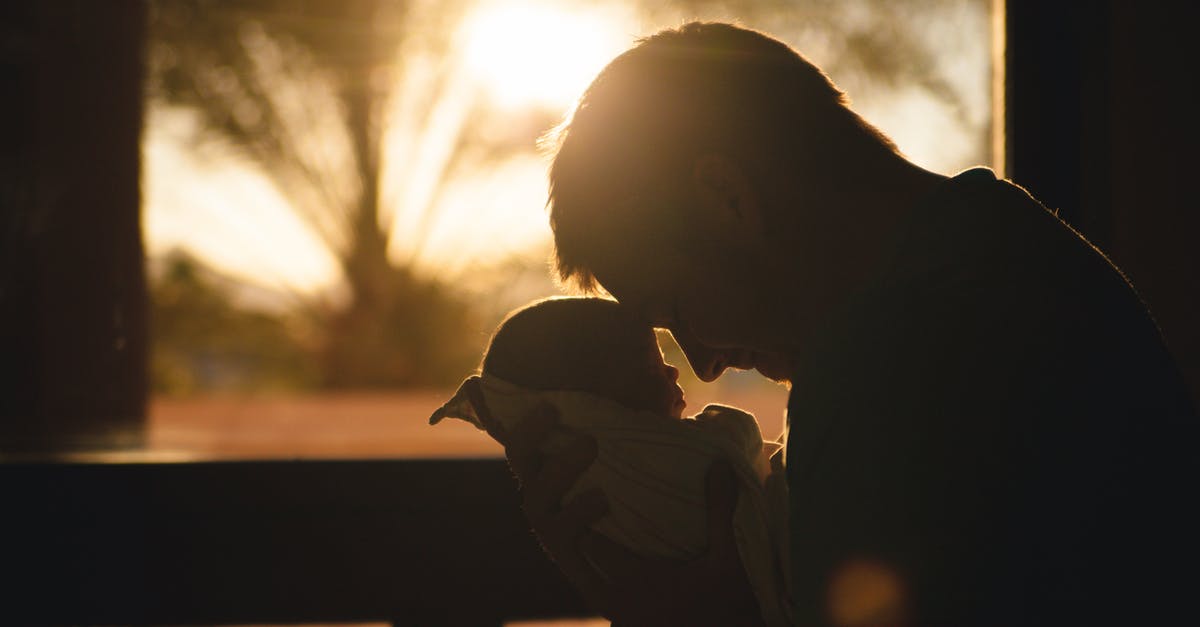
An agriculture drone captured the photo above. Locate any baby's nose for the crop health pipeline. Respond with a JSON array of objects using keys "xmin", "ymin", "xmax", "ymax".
[{"xmin": 665, "ymin": 365, "xmax": 679, "ymax": 382}]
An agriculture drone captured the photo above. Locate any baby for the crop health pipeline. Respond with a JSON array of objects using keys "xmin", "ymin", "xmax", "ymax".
[
  {"xmin": 482, "ymin": 294, "xmax": 690, "ymax": 419},
  {"xmin": 430, "ymin": 297, "xmax": 791, "ymax": 625}
]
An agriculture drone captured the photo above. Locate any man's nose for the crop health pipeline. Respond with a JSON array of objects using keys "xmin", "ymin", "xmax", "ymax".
[
  {"xmin": 665, "ymin": 364, "xmax": 680, "ymax": 383},
  {"xmin": 669, "ymin": 327, "xmax": 727, "ymax": 382}
]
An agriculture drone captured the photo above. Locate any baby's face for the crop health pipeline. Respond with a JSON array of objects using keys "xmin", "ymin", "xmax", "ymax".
[{"xmin": 598, "ymin": 330, "xmax": 687, "ymax": 419}]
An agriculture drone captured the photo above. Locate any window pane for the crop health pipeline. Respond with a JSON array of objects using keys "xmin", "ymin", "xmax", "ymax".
[{"xmin": 141, "ymin": 0, "xmax": 994, "ymax": 459}]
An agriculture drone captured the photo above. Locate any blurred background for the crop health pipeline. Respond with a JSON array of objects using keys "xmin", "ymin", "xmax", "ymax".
[{"xmin": 139, "ymin": 0, "xmax": 996, "ymax": 459}]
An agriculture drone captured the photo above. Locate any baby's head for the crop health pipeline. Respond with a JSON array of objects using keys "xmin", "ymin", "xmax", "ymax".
[{"xmin": 482, "ymin": 297, "xmax": 686, "ymax": 418}]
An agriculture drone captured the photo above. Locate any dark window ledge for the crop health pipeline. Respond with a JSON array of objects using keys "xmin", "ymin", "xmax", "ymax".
[{"xmin": 0, "ymin": 458, "xmax": 590, "ymax": 625}]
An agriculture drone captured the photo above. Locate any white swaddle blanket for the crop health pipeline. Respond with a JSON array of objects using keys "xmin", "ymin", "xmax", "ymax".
[{"xmin": 429, "ymin": 375, "xmax": 793, "ymax": 626}]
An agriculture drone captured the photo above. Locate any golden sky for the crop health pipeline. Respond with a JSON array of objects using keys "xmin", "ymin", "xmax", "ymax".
[{"xmin": 143, "ymin": 0, "xmax": 992, "ymax": 296}]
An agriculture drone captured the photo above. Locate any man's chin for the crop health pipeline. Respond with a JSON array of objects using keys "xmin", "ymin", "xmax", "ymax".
[
  {"xmin": 716, "ymin": 350, "xmax": 791, "ymax": 383},
  {"xmin": 750, "ymin": 352, "xmax": 793, "ymax": 384}
]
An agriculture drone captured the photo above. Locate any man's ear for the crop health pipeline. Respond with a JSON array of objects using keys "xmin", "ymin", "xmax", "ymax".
[{"xmin": 691, "ymin": 153, "xmax": 764, "ymax": 238}]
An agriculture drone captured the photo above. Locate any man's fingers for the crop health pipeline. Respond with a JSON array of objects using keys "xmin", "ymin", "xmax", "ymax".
[
  {"xmin": 504, "ymin": 403, "xmax": 558, "ymax": 481},
  {"xmin": 557, "ymin": 489, "xmax": 610, "ymax": 534},
  {"xmin": 555, "ymin": 530, "xmax": 615, "ymax": 616},
  {"xmin": 542, "ymin": 490, "xmax": 610, "ymax": 569},
  {"xmin": 532, "ymin": 492, "xmax": 613, "ymax": 616},
  {"xmin": 703, "ymin": 460, "xmax": 741, "ymax": 570},
  {"xmin": 522, "ymin": 436, "xmax": 598, "ymax": 521},
  {"xmin": 582, "ymin": 527, "xmax": 669, "ymax": 583}
]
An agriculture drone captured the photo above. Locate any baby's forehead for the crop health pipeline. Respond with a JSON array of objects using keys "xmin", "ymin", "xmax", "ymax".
[
  {"xmin": 558, "ymin": 317, "xmax": 659, "ymax": 362},
  {"xmin": 502, "ymin": 298, "xmax": 658, "ymax": 361},
  {"xmin": 568, "ymin": 319, "xmax": 656, "ymax": 353}
]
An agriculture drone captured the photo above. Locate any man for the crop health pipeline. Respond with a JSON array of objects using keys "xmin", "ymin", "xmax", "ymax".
[{"xmin": 497, "ymin": 22, "xmax": 1197, "ymax": 625}]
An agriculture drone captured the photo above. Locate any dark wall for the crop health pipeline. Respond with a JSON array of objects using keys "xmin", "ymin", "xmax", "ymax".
[
  {"xmin": 0, "ymin": 459, "xmax": 590, "ymax": 625},
  {"xmin": 1105, "ymin": 3, "xmax": 1200, "ymax": 407},
  {"xmin": 1006, "ymin": 1, "xmax": 1200, "ymax": 407},
  {"xmin": 0, "ymin": 0, "xmax": 147, "ymax": 451}
]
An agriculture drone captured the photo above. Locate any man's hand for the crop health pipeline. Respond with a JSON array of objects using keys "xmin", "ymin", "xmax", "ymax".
[
  {"xmin": 466, "ymin": 383, "xmax": 763, "ymax": 625},
  {"xmin": 581, "ymin": 460, "xmax": 764, "ymax": 626}
]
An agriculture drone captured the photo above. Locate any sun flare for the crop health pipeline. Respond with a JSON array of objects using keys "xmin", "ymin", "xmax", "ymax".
[{"xmin": 460, "ymin": 1, "xmax": 633, "ymax": 109}]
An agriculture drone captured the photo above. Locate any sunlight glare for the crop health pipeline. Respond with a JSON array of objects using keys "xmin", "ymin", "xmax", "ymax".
[
  {"xmin": 414, "ymin": 154, "xmax": 553, "ymax": 275},
  {"xmin": 144, "ymin": 108, "xmax": 340, "ymax": 297},
  {"xmin": 460, "ymin": 1, "xmax": 633, "ymax": 109}
]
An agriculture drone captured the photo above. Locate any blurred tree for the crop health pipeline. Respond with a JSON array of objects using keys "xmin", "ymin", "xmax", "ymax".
[
  {"xmin": 145, "ymin": 0, "xmax": 504, "ymax": 387},
  {"xmin": 642, "ymin": 0, "xmax": 991, "ymax": 165}
]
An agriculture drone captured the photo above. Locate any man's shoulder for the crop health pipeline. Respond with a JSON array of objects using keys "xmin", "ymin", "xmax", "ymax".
[
  {"xmin": 892, "ymin": 168, "xmax": 1158, "ymax": 342},
  {"xmin": 787, "ymin": 162, "xmax": 1194, "ymax": 432}
]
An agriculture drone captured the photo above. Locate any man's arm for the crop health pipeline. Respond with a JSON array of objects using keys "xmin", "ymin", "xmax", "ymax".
[{"xmin": 468, "ymin": 386, "xmax": 763, "ymax": 625}]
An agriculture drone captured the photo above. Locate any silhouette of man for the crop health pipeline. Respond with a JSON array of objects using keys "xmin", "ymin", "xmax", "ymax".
[{"xmin": 497, "ymin": 22, "xmax": 1197, "ymax": 625}]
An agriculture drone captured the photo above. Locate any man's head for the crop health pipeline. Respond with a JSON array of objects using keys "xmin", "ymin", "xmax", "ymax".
[
  {"xmin": 483, "ymin": 297, "xmax": 687, "ymax": 418},
  {"xmin": 544, "ymin": 22, "xmax": 900, "ymax": 381}
]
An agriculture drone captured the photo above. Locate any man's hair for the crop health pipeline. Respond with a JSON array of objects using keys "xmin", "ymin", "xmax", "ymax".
[
  {"xmin": 544, "ymin": 21, "xmax": 899, "ymax": 293},
  {"xmin": 482, "ymin": 297, "xmax": 650, "ymax": 393}
]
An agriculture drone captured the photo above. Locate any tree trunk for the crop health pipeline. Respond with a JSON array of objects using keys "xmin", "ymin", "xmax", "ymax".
[{"xmin": 322, "ymin": 63, "xmax": 404, "ymax": 388}]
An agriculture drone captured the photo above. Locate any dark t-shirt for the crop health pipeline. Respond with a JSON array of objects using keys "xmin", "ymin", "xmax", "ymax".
[{"xmin": 785, "ymin": 168, "xmax": 1197, "ymax": 625}]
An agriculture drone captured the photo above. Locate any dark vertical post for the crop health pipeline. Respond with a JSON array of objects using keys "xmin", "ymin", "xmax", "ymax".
[
  {"xmin": 1005, "ymin": 1, "xmax": 1200, "ymax": 405},
  {"xmin": 1004, "ymin": 0, "xmax": 1112, "ymax": 249},
  {"xmin": 0, "ymin": 0, "xmax": 147, "ymax": 452},
  {"xmin": 1104, "ymin": 3, "xmax": 1200, "ymax": 407}
]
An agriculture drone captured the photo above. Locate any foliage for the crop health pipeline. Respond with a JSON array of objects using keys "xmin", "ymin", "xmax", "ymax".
[
  {"xmin": 644, "ymin": 0, "xmax": 992, "ymax": 163},
  {"xmin": 145, "ymin": 0, "xmax": 511, "ymax": 388},
  {"xmin": 150, "ymin": 252, "xmax": 319, "ymax": 394}
]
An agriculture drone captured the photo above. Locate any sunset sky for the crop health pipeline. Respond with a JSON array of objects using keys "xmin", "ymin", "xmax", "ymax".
[{"xmin": 142, "ymin": 0, "xmax": 993, "ymax": 298}]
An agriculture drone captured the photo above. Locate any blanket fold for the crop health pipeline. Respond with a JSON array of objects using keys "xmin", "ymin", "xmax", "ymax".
[{"xmin": 430, "ymin": 375, "xmax": 792, "ymax": 625}]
